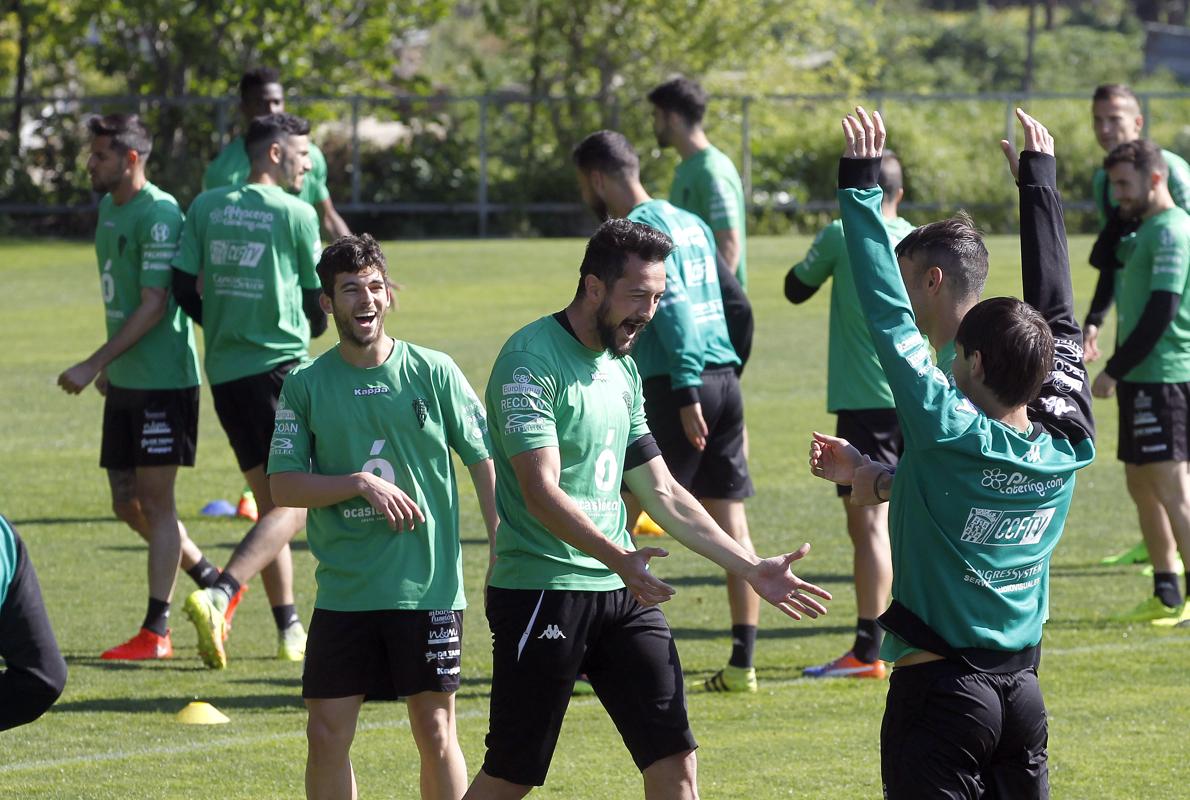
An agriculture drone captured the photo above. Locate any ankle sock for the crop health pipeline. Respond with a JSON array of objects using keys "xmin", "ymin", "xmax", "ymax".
[
  {"xmin": 272, "ymin": 604, "xmax": 299, "ymax": 631},
  {"xmin": 728, "ymin": 624, "xmax": 757, "ymax": 669},
  {"xmin": 142, "ymin": 597, "xmax": 170, "ymax": 636},
  {"xmin": 186, "ymin": 557, "xmax": 219, "ymax": 589},
  {"xmin": 853, "ymin": 618, "xmax": 883, "ymax": 664},
  {"xmin": 1154, "ymin": 571, "xmax": 1182, "ymax": 608}
]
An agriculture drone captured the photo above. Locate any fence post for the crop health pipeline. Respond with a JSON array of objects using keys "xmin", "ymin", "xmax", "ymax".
[
  {"xmin": 741, "ymin": 96, "xmax": 752, "ymax": 208},
  {"xmin": 350, "ymin": 96, "xmax": 362, "ymax": 206},
  {"xmin": 1004, "ymin": 98, "xmax": 1017, "ymax": 148},
  {"xmin": 478, "ymin": 95, "xmax": 489, "ymax": 238},
  {"xmin": 216, "ymin": 99, "xmax": 228, "ymax": 147}
]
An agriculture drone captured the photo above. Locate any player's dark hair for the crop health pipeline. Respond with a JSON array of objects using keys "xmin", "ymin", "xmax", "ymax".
[
  {"xmin": 878, "ymin": 150, "xmax": 903, "ymax": 199},
  {"xmin": 895, "ymin": 211, "xmax": 988, "ymax": 300},
  {"xmin": 240, "ymin": 66, "xmax": 282, "ymax": 100},
  {"xmin": 647, "ymin": 77, "xmax": 707, "ymax": 126},
  {"xmin": 577, "ymin": 219, "xmax": 673, "ymax": 296},
  {"xmin": 572, "ymin": 130, "xmax": 640, "ymax": 178},
  {"xmin": 245, "ymin": 113, "xmax": 311, "ymax": 163},
  {"xmin": 1104, "ymin": 139, "xmax": 1168, "ymax": 178},
  {"xmin": 955, "ymin": 297, "xmax": 1053, "ymax": 408},
  {"xmin": 1092, "ymin": 83, "xmax": 1140, "ymax": 109},
  {"xmin": 317, "ymin": 234, "xmax": 389, "ymax": 297},
  {"xmin": 86, "ymin": 114, "xmax": 152, "ymax": 157}
]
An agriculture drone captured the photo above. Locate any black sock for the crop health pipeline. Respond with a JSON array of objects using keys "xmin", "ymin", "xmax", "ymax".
[
  {"xmin": 272, "ymin": 604, "xmax": 299, "ymax": 631},
  {"xmin": 186, "ymin": 557, "xmax": 220, "ymax": 589},
  {"xmin": 212, "ymin": 572, "xmax": 241, "ymax": 605},
  {"xmin": 142, "ymin": 597, "xmax": 170, "ymax": 636},
  {"xmin": 1153, "ymin": 572, "xmax": 1182, "ymax": 608},
  {"xmin": 853, "ymin": 618, "xmax": 883, "ymax": 664},
  {"xmin": 1185, "ymin": 570, "xmax": 1190, "ymax": 600},
  {"xmin": 728, "ymin": 624, "xmax": 757, "ymax": 669}
]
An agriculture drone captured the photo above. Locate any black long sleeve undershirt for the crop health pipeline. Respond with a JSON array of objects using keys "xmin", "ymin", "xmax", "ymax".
[
  {"xmin": 783, "ymin": 269, "xmax": 819, "ymax": 304},
  {"xmin": 1104, "ymin": 290, "xmax": 1182, "ymax": 380},
  {"xmin": 1084, "ymin": 268, "xmax": 1115, "ymax": 330},
  {"xmin": 303, "ymin": 288, "xmax": 328, "ymax": 338},
  {"xmin": 171, "ymin": 269, "xmax": 202, "ymax": 324}
]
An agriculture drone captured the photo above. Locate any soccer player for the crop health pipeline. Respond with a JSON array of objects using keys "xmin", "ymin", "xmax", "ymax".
[
  {"xmin": 783, "ymin": 153, "xmax": 915, "ymax": 680},
  {"xmin": 1086, "ymin": 139, "xmax": 1190, "ymax": 625},
  {"xmin": 173, "ymin": 112, "xmax": 327, "ymax": 669},
  {"xmin": 0, "ymin": 514, "xmax": 67, "ymax": 731},
  {"xmin": 268, "ymin": 235, "xmax": 498, "ymax": 800},
  {"xmin": 463, "ymin": 218, "xmax": 831, "ymax": 799},
  {"xmin": 204, "ymin": 66, "xmax": 351, "ymax": 242},
  {"xmin": 57, "ymin": 113, "xmax": 220, "ymax": 659},
  {"xmin": 571, "ymin": 130, "xmax": 761, "ymax": 693},
  {"xmin": 1083, "ymin": 83, "xmax": 1190, "ymax": 568},
  {"xmin": 816, "ymin": 107, "xmax": 1095, "ymax": 798}
]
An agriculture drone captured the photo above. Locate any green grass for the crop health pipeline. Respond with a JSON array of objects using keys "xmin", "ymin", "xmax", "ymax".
[{"xmin": 1, "ymin": 234, "xmax": 1187, "ymax": 798}]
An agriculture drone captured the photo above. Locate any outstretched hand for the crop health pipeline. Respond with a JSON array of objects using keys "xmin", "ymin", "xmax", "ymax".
[
  {"xmin": 999, "ymin": 107, "xmax": 1055, "ymax": 182},
  {"xmin": 808, "ymin": 431, "xmax": 863, "ymax": 485},
  {"xmin": 748, "ymin": 543, "xmax": 833, "ymax": 621},
  {"xmin": 612, "ymin": 547, "xmax": 676, "ymax": 607},
  {"xmin": 841, "ymin": 106, "xmax": 886, "ymax": 159}
]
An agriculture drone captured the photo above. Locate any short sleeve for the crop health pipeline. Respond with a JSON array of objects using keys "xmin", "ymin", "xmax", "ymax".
[
  {"xmin": 172, "ymin": 199, "xmax": 202, "ymax": 275},
  {"xmin": 1169, "ymin": 158, "xmax": 1190, "ymax": 214},
  {"xmin": 440, "ymin": 358, "xmax": 491, "ymax": 466},
  {"xmin": 1148, "ymin": 222, "xmax": 1190, "ymax": 295},
  {"xmin": 294, "ymin": 206, "xmax": 322, "ymax": 290},
  {"xmin": 627, "ymin": 362, "xmax": 650, "ymax": 441},
  {"xmin": 266, "ymin": 373, "xmax": 313, "ymax": 475},
  {"xmin": 488, "ymin": 351, "xmax": 558, "ymax": 456},
  {"xmin": 304, "ymin": 146, "xmax": 331, "ymax": 205},
  {"xmin": 792, "ymin": 222, "xmax": 843, "ymax": 288},
  {"xmin": 139, "ymin": 202, "xmax": 184, "ymax": 288},
  {"xmin": 707, "ymin": 176, "xmax": 741, "ymax": 231}
]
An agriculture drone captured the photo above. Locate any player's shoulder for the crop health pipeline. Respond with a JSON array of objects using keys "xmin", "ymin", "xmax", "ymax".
[
  {"xmin": 142, "ymin": 186, "xmax": 183, "ymax": 222},
  {"xmin": 190, "ymin": 183, "xmax": 240, "ymax": 211},
  {"xmin": 1161, "ymin": 148, "xmax": 1190, "ymax": 175},
  {"xmin": 820, "ymin": 218, "xmax": 846, "ymax": 238},
  {"xmin": 886, "ymin": 215, "xmax": 916, "ymax": 238},
  {"xmin": 497, "ymin": 317, "xmax": 563, "ymax": 365},
  {"xmin": 308, "ymin": 141, "xmax": 328, "ymax": 168},
  {"xmin": 705, "ymin": 145, "xmax": 742, "ymax": 181},
  {"xmin": 400, "ymin": 340, "xmax": 464, "ymax": 374}
]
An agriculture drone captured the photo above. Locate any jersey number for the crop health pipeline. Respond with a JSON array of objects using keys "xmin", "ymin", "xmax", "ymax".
[
  {"xmin": 361, "ymin": 439, "xmax": 395, "ymax": 483},
  {"xmin": 594, "ymin": 429, "xmax": 618, "ymax": 492},
  {"xmin": 101, "ymin": 259, "xmax": 115, "ymax": 303}
]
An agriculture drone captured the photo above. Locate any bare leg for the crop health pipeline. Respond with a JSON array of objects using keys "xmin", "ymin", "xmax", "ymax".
[
  {"xmin": 222, "ymin": 464, "xmax": 304, "ymax": 606},
  {"xmin": 108, "ymin": 468, "xmax": 204, "ymax": 570},
  {"xmin": 306, "ymin": 695, "xmax": 363, "ymax": 800},
  {"xmin": 642, "ymin": 749, "xmax": 698, "ymax": 800},
  {"xmin": 1125, "ymin": 463, "xmax": 1180, "ymax": 573},
  {"xmin": 406, "ymin": 691, "xmax": 467, "ymax": 800},
  {"xmin": 1137, "ymin": 461, "xmax": 1190, "ymax": 562},
  {"xmin": 134, "ymin": 465, "xmax": 183, "ymax": 603},
  {"xmin": 700, "ymin": 498, "xmax": 758, "ymax": 628},
  {"xmin": 842, "ymin": 500, "xmax": 892, "ymax": 620},
  {"xmin": 462, "ymin": 771, "xmax": 532, "ymax": 800}
]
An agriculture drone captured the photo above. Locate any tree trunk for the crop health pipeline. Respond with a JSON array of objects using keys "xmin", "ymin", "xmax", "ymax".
[
  {"xmin": 1023, "ymin": 0, "xmax": 1038, "ymax": 94},
  {"xmin": 10, "ymin": 0, "xmax": 30, "ymax": 144}
]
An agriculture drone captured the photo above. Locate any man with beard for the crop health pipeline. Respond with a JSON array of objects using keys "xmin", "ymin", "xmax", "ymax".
[
  {"xmin": 204, "ymin": 67, "xmax": 351, "ymax": 242},
  {"xmin": 1088, "ymin": 139, "xmax": 1190, "ymax": 625},
  {"xmin": 1083, "ymin": 84, "xmax": 1190, "ymax": 569},
  {"xmin": 57, "ymin": 114, "xmax": 219, "ymax": 660},
  {"xmin": 173, "ymin": 112, "xmax": 327, "ymax": 668},
  {"xmin": 572, "ymin": 131, "xmax": 761, "ymax": 694},
  {"xmin": 463, "ymin": 219, "xmax": 831, "ymax": 799},
  {"xmin": 268, "ymin": 234, "xmax": 498, "ymax": 800}
]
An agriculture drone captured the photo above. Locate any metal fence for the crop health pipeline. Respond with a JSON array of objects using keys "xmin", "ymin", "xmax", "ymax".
[{"xmin": 3, "ymin": 89, "xmax": 1190, "ymax": 236}]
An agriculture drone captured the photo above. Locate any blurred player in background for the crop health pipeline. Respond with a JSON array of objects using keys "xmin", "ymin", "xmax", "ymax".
[
  {"xmin": 58, "ymin": 113, "xmax": 219, "ymax": 660},
  {"xmin": 173, "ymin": 112, "xmax": 327, "ymax": 668}
]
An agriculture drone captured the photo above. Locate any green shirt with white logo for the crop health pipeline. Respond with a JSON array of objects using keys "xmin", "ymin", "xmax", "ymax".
[
  {"xmin": 486, "ymin": 315, "xmax": 650, "ymax": 591},
  {"xmin": 626, "ymin": 199, "xmax": 739, "ymax": 388},
  {"xmin": 203, "ymin": 136, "xmax": 331, "ymax": 207},
  {"xmin": 0, "ymin": 515, "xmax": 18, "ymax": 609},
  {"xmin": 267, "ymin": 340, "xmax": 490, "ymax": 611},
  {"xmin": 173, "ymin": 183, "xmax": 322, "ymax": 385},
  {"xmin": 669, "ymin": 145, "xmax": 748, "ymax": 291},
  {"xmin": 1112, "ymin": 206, "xmax": 1190, "ymax": 383},
  {"xmin": 95, "ymin": 183, "xmax": 200, "ymax": 390},
  {"xmin": 793, "ymin": 216, "xmax": 916, "ymax": 411}
]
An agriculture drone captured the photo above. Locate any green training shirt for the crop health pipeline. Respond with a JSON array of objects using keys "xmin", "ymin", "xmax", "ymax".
[
  {"xmin": 267, "ymin": 340, "xmax": 490, "ymax": 611},
  {"xmin": 669, "ymin": 145, "xmax": 749, "ymax": 291},
  {"xmin": 95, "ymin": 183, "xmax": 200, "ymax": 390},
  {"xmin": 1112, "ymin": 206, "xmax": 1190, "ymax": 384},
  {"xmin": 485, "ymin": 315, "xmax": 650, "ymax": 591},
  {"xmin": 626, "ymin": 200, "xmax": 739, "ymax": 389},
  {"xmin": 202, "ymin": 136, "xmax": 331, "ymax": 207},
  {"xmin": 1092, "ymin": 148, "xmax": 1190, "ymax": 229},
  {"xmin": 838, "ymin": 167, "xmax": 1096, "ymax": 662},
  {"xmin": 0, "ymin": 516, "xmax": 17, "ymax": 609},
  {"xmin": 792, "ymin": 216, "xmax": 915, "ymax": 411},
  {"xmin": 173, "ymin": 183, "xmax": 322, "ymax": 385}
]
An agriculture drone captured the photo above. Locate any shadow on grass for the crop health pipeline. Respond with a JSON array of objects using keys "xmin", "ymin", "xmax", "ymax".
[
  {"xmin": 53, "ymin": 693, "xmax": 305, "ymax": 714},
  {"xmin": 10, "ymin": 516, "xmax": 117, "ymax": 526},
  {"xmin": 670, "ymin": 625, "xmax": 854, "ymax": 641},
  {"xmin": 99, "ymin": 539, "xmax": 310, "ymax": 553},
  {"xmin": 64, "ymin": 654, "xmax": 213, "ymax": 672}
]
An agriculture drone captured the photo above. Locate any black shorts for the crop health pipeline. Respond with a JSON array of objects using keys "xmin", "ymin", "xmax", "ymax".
[
  {"xmin": 881, "ymin": 660, "xmax": 1048, "ymax": 800},
  {"xmin": 99, "ymin": 385, "xmax": 198, "ymax": 470},
  {"xmin": 482, "ymin": 587, "xmax": 697, "ymax": 786},
  {"xmin": 643, "ymin": 366, "xmax": 753, "ymax": 500},
  {"xmin": 302, "ymin": 608, "xmax": 463, "ymax": 701},
  {"xmin": 834, "ymin": 408, "xmax": 903, "ymax": 497},
  {"xmin": 211, "ymin": 361, "xmax": 297, "ymax": 472},
  {"xmin": 1117, "ymin": 381, "xmax": 1190, "ymax": 464}
]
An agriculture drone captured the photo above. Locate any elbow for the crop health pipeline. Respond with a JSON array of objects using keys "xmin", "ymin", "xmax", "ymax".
[
  {"xmin": 268, "ymin": 475, "xmax": 297, "ymax": 508},
  {"xmin": 784, "ymin": 271, "xmax": 815, "ymax": 304}
]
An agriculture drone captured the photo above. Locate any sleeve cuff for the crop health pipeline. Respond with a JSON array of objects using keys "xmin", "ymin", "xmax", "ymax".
[
  {"xmin": 1019, "ymin": 151, "xmax": 1056, "ymax": 187},
  {"xmin": 838, "ymin": 157, "xmax": 882, "ymax": 190},
  {"xmin": 671, "ymin": 386, "xmax": 700, "ymax": 407}
]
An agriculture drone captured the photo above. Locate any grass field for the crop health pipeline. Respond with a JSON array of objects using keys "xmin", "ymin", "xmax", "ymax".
[{"xmin": 1, "ymin": 233, "xmax": 1187, "ymax": 799}]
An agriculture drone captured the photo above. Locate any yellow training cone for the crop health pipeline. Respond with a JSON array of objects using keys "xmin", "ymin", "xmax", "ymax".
[{"xmin": 176, "ymin": 701, "xmax": 230, "ymax": 725}]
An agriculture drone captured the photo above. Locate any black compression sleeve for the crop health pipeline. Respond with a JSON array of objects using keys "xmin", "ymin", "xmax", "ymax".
[
  {"xmin": 784, "ymin": 269, "xmax": 819, "ymax": 304},
  {"xmin": 624, "ymin": 433, "xmax": 662, "ymax": 472},
  {"xmin": 170, "ymin": 269, "xmax": 202, "ymax": 324},
  {"xmin": 303, "ymin": 288, "xmax": 328, "ymax": 338},
  {"xmin": 716, "ymin": 251, "xmax": 754, "ymax": 368},
  {"xmin": 1084, "ymin": 268, "xmax": 1115, "ymax": 330},
  {"xmin": 1105, "ymin": 291, "xmax": 1181, "ymax": 380},
  {"xmin": 0, "ymin": 528, "xmax": 67, "ymax": 732}
]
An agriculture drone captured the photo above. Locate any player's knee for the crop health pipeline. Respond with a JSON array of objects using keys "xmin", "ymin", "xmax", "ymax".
[
  {"xmin": 135, "ymin": 492, "xmax": 177, "ymax": 525},
  {"xmin": 306, "ymin": 712, "xmax": 355, "ymax": 755},
  {"xmin": 111, "ymin": 499, "xmax": 141, "ymax": 529},
  {"xmin": 409, "ymin": 707, "xmax": 455, "ymax": 756}
]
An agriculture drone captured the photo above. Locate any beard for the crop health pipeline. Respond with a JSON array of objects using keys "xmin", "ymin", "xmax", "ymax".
[
  {"xmin": 1118, "ymin": 195, "xmax": 1151, "ymax": 220},
  {"xmin": 333, "ymin": 306, "xmax": 386, "ymax": 348},
  {"xmin": 595, "ymin": 296, "xmax": 648, "ymax": 359},
  {"xmin": 588, "ymin": 196, "xmax": 609, "ymax": 222}
]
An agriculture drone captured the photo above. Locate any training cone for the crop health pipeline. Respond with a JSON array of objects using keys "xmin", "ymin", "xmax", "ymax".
[
  {"xmin": 200, "ymin": 499, "xmax": 237, "ymax": 517},
  {"xmin": 176, "ymin": 701, "xmax": 230, "ymax": 725}
]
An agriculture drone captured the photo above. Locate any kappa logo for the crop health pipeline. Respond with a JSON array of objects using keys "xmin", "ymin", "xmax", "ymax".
[
  {"xmin": 354, "ymin": 385, "xmax": 390, "ymax": 397},
  {"xmin": 150, "ymin": 222, "xmax": 171, "ymax": 243},
  {"xmin": 1040, "ymin": 396, "xmax": 1076, "ymax": 418},
  {"xmin": 537, "ymin": 624, "xmax": 566, "ymax": 640},
  {"xmin": 1024, "ymin": 444, "xmax": 1041, "ymax": 464}
]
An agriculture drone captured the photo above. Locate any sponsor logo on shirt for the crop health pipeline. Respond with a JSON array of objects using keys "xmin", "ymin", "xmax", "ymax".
[
  {"xmin": 1134, "ymin": 390, "xmax": 1152, "ymax": 410},
  {"xmin": 960, "ymin": 507, "xmax": 1055, "ymax": 546},
  {"xmin": 963, "ymin": 560, "xmax": 1045, "ymax": 593},
  {"xmin": 274, "ymin": 422, "xmax": 299, "ymax": 434},
  {"xmin": 275, "ymin": 408, "xmax": 296, "ymax": 421},
  {"xmin": 341, "ymin": 506, "xmax": 382, "ymax": 521},
  {"xmin": 428, "ymin": 627, "xmax": 460, "ymax": 644},
  {"xmin": 430, "ymin": 610, "xmax": 455, "ymax": 625},
  {"xmin": 354, "ymin": 385, "xmax": 389, "ymax": 397},
  {"xmin": 425, "ymin": 648, "xmax": 462, "ymax": 663},
  {"xmin": 466, "ymin": 403, "xmax": 488, "ymax": 439},
  {"xmin": 209, "ymin": 205, "xmax": 275, "ymax": 232},
  {"xmin": 980, "ymin": 468, "xmax": 1066, "ymax": 497},
  {"xmin": 501, "ymin": 395, "xmax": 538, "ymax": 411},
  {"xmin": 436, "ymin": 666, "xmax": 461, "ymax": 676},
  {"xmin": 503, "ymin": 366, "xmax": 543, "ymax": 397},
  {"xmin": 575, "ymin": 498, "xmax": 622, "ymax": 515},
  {"xmin": 210, "ymin": 240, "xmax": 266, "ymax": 268},
  {"xmin": 413, "ymin": 397, "xmax": 429, "ymax": 429},
  {"xmin": 271, "ymin": 437, "xmax": 294, "ymax": 453},
  {"xmin": 150, "ymin": 222, "xmax": 172, "ymax": 243},
  {"xmin": 505, "ymin": 413, "xmax": 549, "ymax": 434}
]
